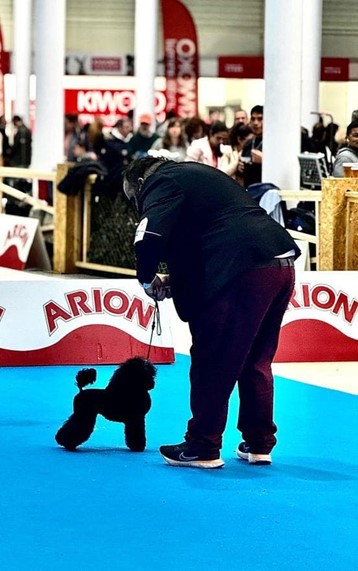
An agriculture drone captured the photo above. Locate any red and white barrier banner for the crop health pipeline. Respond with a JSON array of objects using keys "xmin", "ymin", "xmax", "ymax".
[
  {"xmin": 275, "ymin": 272, "xmax": 358, "ymax": 362},
  {"xmin": 0, "ymin": 214, "xmax": 39, "ymax": 270},
  {"xmin": 1, "ymin": 270, "xmax": 356, "ymax": 366},
  {"xmin": 0, "ymin": 274, "xmax": 175, "ymax": 366},
  {"xmin": 161, "ymin": 0, "xmax": 199, "ymax": 117},
  {"xmin": 167, "ymin": 271, "xmax": 358, "ymax": 363}
]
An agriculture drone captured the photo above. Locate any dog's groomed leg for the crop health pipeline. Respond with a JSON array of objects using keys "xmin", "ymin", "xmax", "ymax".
[
  {"xmin": 124, "ymin": 415, "xmax": 146, "ymax": 452},
  {"xmin": 55, "ymin": 411, "xmax": 97, "ymax": 451}
]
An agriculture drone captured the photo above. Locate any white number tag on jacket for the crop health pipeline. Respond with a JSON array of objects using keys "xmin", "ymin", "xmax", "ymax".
[{"xmin": 134, "ymin": 217, "xmax": 148, "ymax": 244}]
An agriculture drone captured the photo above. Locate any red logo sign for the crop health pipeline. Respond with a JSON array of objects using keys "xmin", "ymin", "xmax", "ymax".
[
  {"xmin": 320, "ymin": 58, "xmax": 349, "ymax": 81},
  {"xmin": 218, "ymin": 56, "xmax": 264, "ymax": 79},
  {"xmin": 64, "ymin": 88, "xmax": 167, "ymax": 126},
  {"xmin": 91, "ymin": 57, "xmax": 122, "ymax": 73},
  {"xmin": 44, "ymin": 288, "xmax": 155, "ymax": 335}
]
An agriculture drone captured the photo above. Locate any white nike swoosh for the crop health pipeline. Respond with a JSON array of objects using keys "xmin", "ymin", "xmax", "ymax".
[{"xmin": 179, "ymin": 452, "xmax": 199, "ymax": 461}]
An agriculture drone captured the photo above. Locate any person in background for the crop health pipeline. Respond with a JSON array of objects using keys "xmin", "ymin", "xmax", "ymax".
[
  {"xmin": 150, "ymin": 117, "xmax": 188, "ymax": 161},
  {"xmin": 9, "ymin": 115, "xmax": 32, "ymax": 167},
  {"xmin": 238, "ymin": 105, "xmax": 264, "ymax": 188},
  {"xmin": 184, "ymin": 116, "xmax": 207, "ymax": 144},
  {"xmin": 218, "ymin": 123, "xmax": 253, "ymax": 182},
  {"xmin": 325, "ymin": 122, "xmax": 339, "ymax": 159},
  {"xmin": 122, "ymin": 157, "xmax": 300, "ymax": 469},
  {"xmin": 3, "ymin": 115, "xmax": 32, "ymax": 214},
  {"xmin": 309, "ymin": 120, "xmax": 328, "ymax": 160},
  {"xmin": 84, "ymin": 117, "xmax": 106, "ymax": 158},
  {"xmin": 127, "ymin": 113, "xmax": 160, "ymax": 160},
  {"xmin": 185, "ymin": 120, "xmax": 229, "ymax": 167},
  {"xmin": 0, "ymin": 115, "xmax": 11, "ymax": 166},
  {"xmin": 207, "ymin": 108, "xmax": 222, "ymax": 124},
  {"xmin": 156, "ymin": 109, "xmax": 177, "ymax": 137},
  {"xmin": 301, "ymin": 126, "xmax": 315, "ymax": 153},
  {"xmin": 332, "ymin": 120, "xmax": 358, "ymax": 177},
  {"xmin": 100, "ymin": 117, "xmax": 133, "ymax": 172},
  {"xmin": 64, "ymin": 114, "xmax": 82, "ymax": 162},
  {"xmin": 234, "ymin": 109, "xmax": 249, "ymax": 126}
]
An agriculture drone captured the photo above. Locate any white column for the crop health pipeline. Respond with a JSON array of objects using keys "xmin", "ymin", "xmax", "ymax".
[
  {"xmin": 301, "ymin": 0, "xmax": 323, "ymax": 134},
  {"xmin": 134, "ymin": 0, "xmax": 158, "ymax": 129},
  {"xmin": 31, "ymin": 0, "xmax": 66, "ymax": 174},
  {"xmin": 13, "ymin": 0, "xmax": 32, "ymax": 124},
  {"xmin": 263, "ymin": 0, "xmax": 303, "ymax": 190}
]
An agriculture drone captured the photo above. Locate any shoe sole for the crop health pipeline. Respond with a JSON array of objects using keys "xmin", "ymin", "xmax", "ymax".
[
  {"xmin": 161, "ymin": 454, "xmax": 224, "ymax": 469},
  {"xmin": 236, "ymin": 450, "xmax": 272, "ymax": 465}
]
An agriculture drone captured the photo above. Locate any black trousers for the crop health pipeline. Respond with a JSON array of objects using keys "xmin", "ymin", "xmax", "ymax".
[{"xmin": 185, "ymin": 263, "xmax": 295, "ymax": 454}]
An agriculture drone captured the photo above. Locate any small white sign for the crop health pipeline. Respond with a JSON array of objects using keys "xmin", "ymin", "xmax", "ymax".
[{"xmin": 0, "ymin": 214, "xmax": 38, "ymax": 269}]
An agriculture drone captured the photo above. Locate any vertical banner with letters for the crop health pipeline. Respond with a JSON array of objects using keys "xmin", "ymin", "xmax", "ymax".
[
  {"xmin": 161, "ymin": 0, "xmax": 199, "ymax": 117},
  {"xmin": 0, "ymin": 21, "xmax": 5, "ymax": 117}
]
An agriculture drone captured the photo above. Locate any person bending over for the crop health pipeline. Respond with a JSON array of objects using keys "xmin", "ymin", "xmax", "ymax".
[{"xmin": 123, "ymin": 157, "xmax": 300, "ymax": 469}]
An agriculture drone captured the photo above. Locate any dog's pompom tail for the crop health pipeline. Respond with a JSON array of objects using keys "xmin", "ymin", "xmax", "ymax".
[{"xmin": 75, "ymin": 368, "xmax": 97, "ymax": 390}]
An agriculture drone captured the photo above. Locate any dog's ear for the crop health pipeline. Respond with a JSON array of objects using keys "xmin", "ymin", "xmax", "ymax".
[
  {"xmin": 140, "ymin": 359, "xmax": 156, "ymax": 391},
  {"xmin": 75, "ymin": 368, "xmax": 97, "ymax": 390}
]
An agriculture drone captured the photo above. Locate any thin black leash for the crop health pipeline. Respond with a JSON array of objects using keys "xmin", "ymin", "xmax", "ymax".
[{"xmin": 146, "ymin": 299, "xmax": 162, "ymax": 360}]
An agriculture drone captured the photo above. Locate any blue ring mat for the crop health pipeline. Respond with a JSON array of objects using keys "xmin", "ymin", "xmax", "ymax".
[{"xmin": 0, "ymin": 353, "xmax": 357, "ymax": 570}]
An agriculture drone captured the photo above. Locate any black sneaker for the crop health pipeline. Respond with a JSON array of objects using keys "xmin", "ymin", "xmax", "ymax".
[
  {"xmin": 236, "ymin": 442, "xmax": 272, "ymax": 465},
  {"xmin": 160, "ymin": 442, "xmax": 224, "ymax": 469}
]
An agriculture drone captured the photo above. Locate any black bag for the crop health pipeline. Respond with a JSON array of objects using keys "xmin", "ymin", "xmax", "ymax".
[
  {"xmin": 284, "ymin": 207, "xmax": 315, "ymax": 235},
  {"xmin": 57, "ymin": 160, "xmax": 107, "ymax": 196}
]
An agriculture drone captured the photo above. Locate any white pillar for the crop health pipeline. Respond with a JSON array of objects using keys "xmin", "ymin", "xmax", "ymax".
[
  {"xmin": 13, "ymin": 0, "xmax": 32, "ymax": 125},
  {"xmin": 263, "ymin": 0, "xmax": 303, "ymax": 190},
  {"xmin": 134, "ymin": 0, "xmax": 158, "ymax": 129},
  {"xmin": 31, "ymin": 0, "xmax": 66, "ymax": 174},
  {"xmin": 301, "ymin": 0, "xmax": 323, "ymax": 134}
]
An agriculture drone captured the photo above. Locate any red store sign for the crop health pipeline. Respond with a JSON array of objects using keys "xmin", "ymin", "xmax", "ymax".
[
  {"xmin": 218, "ymin": 56, "xmax": 350, "ymax": 81},
  {"xmin": 64, "ymin": 88, "xmax": 167, "ymax": 125},
  {"xmin": 218, "ymin": 56, "xmax": 264, "ymax": 79},
  {"xmin": 320, "ymin": 58, "xmax": 350, "ymax": 81}
]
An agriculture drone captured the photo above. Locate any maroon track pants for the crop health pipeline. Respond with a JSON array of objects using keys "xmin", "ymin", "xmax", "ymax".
[{"xmin": 185, "ymin": 264, "xmax": 295, "ymax": 454}]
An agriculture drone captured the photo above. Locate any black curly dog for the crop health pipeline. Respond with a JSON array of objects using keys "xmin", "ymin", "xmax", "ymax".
[{"xmin": 55, "ymin": 357, "xmax": 156, "ymax": 452}]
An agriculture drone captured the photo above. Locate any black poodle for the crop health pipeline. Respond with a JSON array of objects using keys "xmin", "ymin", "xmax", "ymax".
[{"xmin": 55, "ymin": 357, "xmax": 156, "ymax": 452}]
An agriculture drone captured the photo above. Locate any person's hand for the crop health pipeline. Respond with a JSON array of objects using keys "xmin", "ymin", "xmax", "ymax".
[
  {"xmin": 143, "ymin": 274, "xmax": 171, "ymax": 301},
  {"xmin": 160, "ymin": 274, "xmax": 172, "ymax": 298},
  {"xmin": 237, "ymin": 152, "xmax": 249, "ymax": 172},
  {"xmin": 251, "ymin": 149, "xmax": 263, "ymax": 164},
  {"xmin": 219, "ymin": 149, "xmax": 240, "ymax": 176}
]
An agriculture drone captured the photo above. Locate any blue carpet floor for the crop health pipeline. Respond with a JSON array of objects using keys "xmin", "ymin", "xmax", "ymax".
[{"xmin": 0, "ymin": 353, "xmax": 357, "ymax": 570}]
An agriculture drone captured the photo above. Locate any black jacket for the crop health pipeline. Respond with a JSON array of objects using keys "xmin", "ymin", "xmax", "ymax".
[{"xmin": 135, "ymin": 161, "xmax": 300, "ymax": 321}]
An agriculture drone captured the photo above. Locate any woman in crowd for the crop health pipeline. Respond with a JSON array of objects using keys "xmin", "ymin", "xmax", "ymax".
[
  {"xmin": 150, "ymin": 117, "xmax": 188, "ymax": 161},
  {"xmin": 218, "ymin": 123, "xmax": 253, "ymax": 183}
]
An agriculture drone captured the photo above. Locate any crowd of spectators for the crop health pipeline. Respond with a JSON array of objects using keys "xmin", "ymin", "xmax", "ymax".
[
  {"xmin": 1, "ymin": 106, "xmax": 357, "ymax": 199},
  {"xmin": 58, "ymin": 105, "xmax": 358, "ymax": 197},
  {"xmin": 60, "ymin": 107, "xmax": 258, "ymax": 195}
]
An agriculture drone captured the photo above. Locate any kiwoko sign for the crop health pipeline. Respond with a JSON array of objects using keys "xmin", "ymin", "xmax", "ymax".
[{"xmin": 64, "ymin": 89, "xmax": 167, "ymax": 125}]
